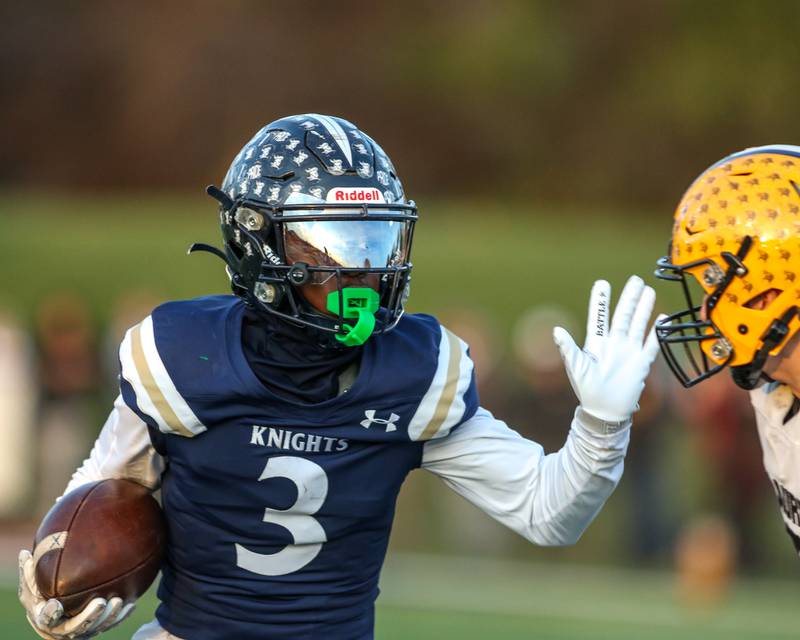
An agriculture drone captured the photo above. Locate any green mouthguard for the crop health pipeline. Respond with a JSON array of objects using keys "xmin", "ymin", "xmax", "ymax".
[{"xmin": 326, "ymin": 288, "xmax": 380, "ymax": 347}]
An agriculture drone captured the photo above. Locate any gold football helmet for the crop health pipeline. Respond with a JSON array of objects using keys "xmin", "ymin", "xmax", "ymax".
[{"xmin": 656, "ymin": 145, "xmax": 800, "ymax": 388}]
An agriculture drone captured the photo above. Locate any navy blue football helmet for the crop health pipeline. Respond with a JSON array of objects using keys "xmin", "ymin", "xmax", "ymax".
[{"xmin": 196, "ymin": 114, "xmax": 418, "ymax": 346}]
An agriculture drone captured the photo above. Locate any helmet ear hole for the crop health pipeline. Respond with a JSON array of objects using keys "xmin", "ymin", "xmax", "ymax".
[{"xmin": 744, "ymin": 288, "xmax": 783, "ymax": 311}]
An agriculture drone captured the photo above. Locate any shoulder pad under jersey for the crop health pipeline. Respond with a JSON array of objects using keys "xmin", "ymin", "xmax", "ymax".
[
  {"xmin": 399, "ymin": 314, "xmax": 479, "ymax": 441},
  {"xmin": 118, "ymin": 296, "xmax": 240, "ymax": 437}
]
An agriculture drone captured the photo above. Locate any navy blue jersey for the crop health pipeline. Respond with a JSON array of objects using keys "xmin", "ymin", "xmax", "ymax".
[{"xmin": 118, "ymin": 295, "xmax": 478, "ymax": 640}]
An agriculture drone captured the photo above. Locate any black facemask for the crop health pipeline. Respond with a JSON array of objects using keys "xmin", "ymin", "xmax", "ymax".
[{"xmin": 656, "ymin": 236, "xmax": 799, "ymax": 389}]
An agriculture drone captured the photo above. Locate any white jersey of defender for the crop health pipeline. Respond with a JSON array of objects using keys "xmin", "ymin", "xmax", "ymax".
[{"xmin": 750, "ymin": 383, "xmax": 800, "ymax": 548}]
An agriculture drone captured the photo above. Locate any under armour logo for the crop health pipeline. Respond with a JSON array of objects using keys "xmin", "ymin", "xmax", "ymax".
[{"xmin": 361, "ymin": 410, "xmax": 399, "ymax": 432}]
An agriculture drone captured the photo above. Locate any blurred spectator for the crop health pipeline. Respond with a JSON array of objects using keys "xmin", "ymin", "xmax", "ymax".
[
  {"xmin": 0, "ymin": 309, "xmax": 36, "ymax": 517},
  {"xmin": 501, "ymin": 305, "xmax": 579, "ymax": 452},
  {"xmin": 675, "ymin": 374, "xmax": 767, "ymax": 568},
  {"xmin": 433, "ymin": 308, "xmax": 513, "ymax": 554},
  {"xmin": 36, "ymin": 293, "xmax": 98, "ymax": 398},
  {"xmin": 34, "ymin": 293, "xmax": 100, "ymax": 511},
  {"xmin": 440, "ymin": 307, "xmax": 503, "ymax": 405},
  {"xmin": 675, "ymin": 514, "xmax": 737, "ymax": 608},
  {"xmin": 624, "ymin": 365, "xmax": 674, "ymax": 562}
]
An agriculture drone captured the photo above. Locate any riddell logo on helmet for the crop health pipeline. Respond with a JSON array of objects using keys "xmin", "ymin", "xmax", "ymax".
[{"xmin": 326, "ymin": 187, "xmax": 385, "ymax": 203}]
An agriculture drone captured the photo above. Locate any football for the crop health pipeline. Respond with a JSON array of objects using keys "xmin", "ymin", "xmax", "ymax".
[{"xmin": 32, "ymin": 479, "xmax": 166, "ymax": 616}]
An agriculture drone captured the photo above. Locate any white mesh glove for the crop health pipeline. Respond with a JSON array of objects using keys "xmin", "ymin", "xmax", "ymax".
[
  {"xmin": 553, "ymin": 275, "xmax": 664, "ymax": 423},
  {"xmin": 18, "ymin": 549, "xmax": 135, "ymax": 639}
]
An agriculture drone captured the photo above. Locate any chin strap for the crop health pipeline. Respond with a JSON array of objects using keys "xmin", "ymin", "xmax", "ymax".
[
  {"xmin": 327, "ymin": 288, "xmax": 380, "ymax": 347},
  {"xmin": 732, "ymin": 306, "xmax": 799, "ymax": 390}
]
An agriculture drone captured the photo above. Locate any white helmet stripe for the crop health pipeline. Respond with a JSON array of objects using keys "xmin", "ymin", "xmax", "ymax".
[{"xmin": 307, "ymin": 114, "xmax": 353, "ymax": 166}]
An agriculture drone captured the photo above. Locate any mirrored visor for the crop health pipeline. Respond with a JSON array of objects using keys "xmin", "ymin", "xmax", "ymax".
[{"xmin": 283, "ymin": 218, "xmax": 411, "ymax": 270}]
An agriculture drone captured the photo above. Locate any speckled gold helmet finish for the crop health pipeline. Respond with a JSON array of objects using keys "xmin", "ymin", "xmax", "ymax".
[{"xmin": 656, "ymin": 145, "xmax": 800, "ymax": 388}]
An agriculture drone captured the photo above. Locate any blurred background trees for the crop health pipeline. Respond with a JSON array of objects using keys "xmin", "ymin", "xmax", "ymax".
[{"xmin": 3, "ymin": 0, "xmax": 800, "ymax": 204}]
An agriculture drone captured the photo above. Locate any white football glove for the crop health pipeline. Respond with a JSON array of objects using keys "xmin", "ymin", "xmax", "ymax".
[
  {"xmin": 553, "ymin": 275, "xmax": 664, "ymax": 423},
  {"xmin": 18, "ymin": 549, "xmax": 135, "ymax": 639}
]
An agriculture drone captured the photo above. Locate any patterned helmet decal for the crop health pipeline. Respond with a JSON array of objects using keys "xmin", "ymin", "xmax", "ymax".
[{"xmin": 222, "ymin": 114, "xmax": 405, "ymax": 207}]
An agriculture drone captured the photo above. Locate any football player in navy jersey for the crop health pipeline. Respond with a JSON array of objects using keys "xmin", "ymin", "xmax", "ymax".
[{"xmin": 19, "ymin": 114, "xmax": 664, "ymax": 640}]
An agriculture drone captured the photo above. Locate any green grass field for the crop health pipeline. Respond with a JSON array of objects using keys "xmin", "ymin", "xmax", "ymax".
[{"xmin": 1, "ymin": 554, "xmax": 798, "ymax": 639}]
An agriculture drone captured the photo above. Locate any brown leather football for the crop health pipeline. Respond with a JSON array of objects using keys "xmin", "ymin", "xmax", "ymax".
[{"xmin": 33, "ymin": 479, "xmax": 166, "ymax": 616}]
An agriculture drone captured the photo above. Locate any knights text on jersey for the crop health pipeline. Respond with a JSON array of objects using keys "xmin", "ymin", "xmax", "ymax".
[
  {"xmin": 750, "ymin": 383, "xmax": 800, "ymax": 555},
  {"xmin": 117, "ymin": 295, "xmax": 478, "ymax": 640}
]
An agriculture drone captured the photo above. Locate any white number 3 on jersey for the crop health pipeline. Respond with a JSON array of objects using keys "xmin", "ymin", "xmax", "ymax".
[{"xmin": 235, "ymin": 456, "xmax": 329, "ymax": 576}]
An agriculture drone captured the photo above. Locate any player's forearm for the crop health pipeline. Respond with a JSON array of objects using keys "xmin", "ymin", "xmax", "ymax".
[
  {"xmin": 62, "ymin": 395, "xmax": 165, "ymax": 497},
  {"xmin": 526, "ymin": 407, "xmax": 629, "ymax": 546},
  {"xmin": 421, "ymin": 406, "xmax": 629, "ymax": 546}
]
